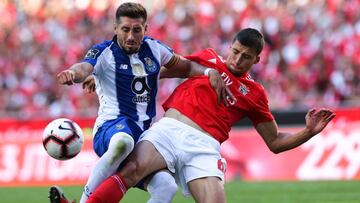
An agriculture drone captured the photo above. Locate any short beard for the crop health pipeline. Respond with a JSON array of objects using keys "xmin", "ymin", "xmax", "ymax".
[
  {"xmin": 117, "ymin": 40, "xmax": 139, "ymax": 55},
  {"xmin": 123, "ymin": 48, "xmax": 139, "ymax": 54}
]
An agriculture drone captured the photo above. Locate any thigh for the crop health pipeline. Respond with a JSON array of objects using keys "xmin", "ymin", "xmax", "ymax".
[
  {"xmin": 188, "ymin": 176, "xmax": 226, "ymax": 203},
  {"xmin": 132, "ymin": 141, "xmax": 167, "ymax": 175},
  {"xmin": 138, "ymin": 118, "xmax": 180, "ymax": 173},
  {"xmin": 177, "ymin": 154, "xmax": 226, "ymax": 197},
  {"xmin": 120, "ymin": 140, "xmax": 168, "ymax": 187}
]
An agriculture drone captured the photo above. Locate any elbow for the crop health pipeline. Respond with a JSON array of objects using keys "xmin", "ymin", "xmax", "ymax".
[
  {"xmin": 270, "ymin": 149, "xmax": 281, "ymax": 154},
  {"xmin": 269, "ymin": 147, "xmax": 281, "ymax": 154},
  {"xmin": 268, "ymin": 144, "xmax": 283, "ymax": 154}
]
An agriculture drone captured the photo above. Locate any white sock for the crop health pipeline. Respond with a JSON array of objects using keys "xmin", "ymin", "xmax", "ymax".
[
  {"xmin": 147, "ymin": 171, "xmax": 178, "ymax": 203},
  {"xmin": 79, "ymin": 132, "xmax": 134, "ymax": 203}
]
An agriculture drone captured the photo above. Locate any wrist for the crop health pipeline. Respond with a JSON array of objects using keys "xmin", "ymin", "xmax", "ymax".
[
  {"xmin": 68, "ymin": 69, "xmax": 75, "ymax": 76},
  {"xmin": 68, "ymin": 69, "xmax": 80, "ymax": 83},
  {"xmin": 302, "ymin": 127, "xmax": 315, "ymax": 138}
]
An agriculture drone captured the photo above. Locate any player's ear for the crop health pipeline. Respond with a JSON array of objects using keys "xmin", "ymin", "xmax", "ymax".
[
  {"xmin": 144, "ymin": 24, "xmax": 148, "ymax": 33},
  {"xmin": 254, "ymin": 56, "xmax": 260, "ymax": 64},
  {"xmin": 114, "ymin": 23, "xmax": 117, "ymax": 34}
]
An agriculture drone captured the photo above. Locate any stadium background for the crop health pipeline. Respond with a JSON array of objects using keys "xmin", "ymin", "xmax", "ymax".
[{"xmin": 0, "ymin": 0, "xmax": 360, "ymax": 202}]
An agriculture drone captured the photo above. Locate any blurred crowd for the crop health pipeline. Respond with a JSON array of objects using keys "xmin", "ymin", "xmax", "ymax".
[{"xmin": 0, "ymin": 0, "xmax": 359, "ymax": 119}]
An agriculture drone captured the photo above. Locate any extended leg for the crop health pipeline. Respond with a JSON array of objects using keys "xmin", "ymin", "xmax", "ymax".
[
  {"xmin": 86, "ymin": 140, "xmax": 168, "ymax": 203},
  {"xmin": 80, "ymin": 133, "xmax": 134, "ymax": 203}
]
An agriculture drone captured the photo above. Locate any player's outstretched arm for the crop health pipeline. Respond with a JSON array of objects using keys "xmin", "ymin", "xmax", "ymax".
[
  {"xmin": 57, "ymin": 62, "xmax": 93, "ymax": 85},
  {"xmin": 161, "ymin": 54, "xmax": 235, "ymax": 106},
  {"xmin": 255, "ymin": 108, "xmax": 336, "ymax": 154}
]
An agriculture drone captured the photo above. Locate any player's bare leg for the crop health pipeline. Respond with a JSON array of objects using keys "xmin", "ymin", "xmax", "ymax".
[
  {"xmin": 119, "ymin": 140, "xmax": 168, "ymax": 187},
  {"xmin": 187, "ymin": 177, "xmax": 226, "ymax": 203},
  {"xmin": 80, "ymin": 132, "xmax": 134, "ymax": 202}
]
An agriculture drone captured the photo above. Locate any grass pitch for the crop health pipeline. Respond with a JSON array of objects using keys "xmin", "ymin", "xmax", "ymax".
[{"xmin": 0, "ymin": 180, "xmax": 359, "ymax": 203}]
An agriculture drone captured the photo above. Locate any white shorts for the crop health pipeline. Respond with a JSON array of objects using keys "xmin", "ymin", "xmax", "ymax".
[{"xmin": 139, "ymin": 117, "xmax": 226, "ymax": 196}]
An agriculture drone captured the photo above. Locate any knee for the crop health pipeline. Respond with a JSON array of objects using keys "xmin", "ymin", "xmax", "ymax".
[
  {"xmin": 112, "ymin": 133, "xmax": 134, "ymax": 154},
  {"xmin": 108, "ymin": 133, "xmax": 134, "ymax": 163}
]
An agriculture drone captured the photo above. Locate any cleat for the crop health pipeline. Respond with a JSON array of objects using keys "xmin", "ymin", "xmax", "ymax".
[{"xmin": 49, "ymin": 186, "xmax": 75, "ymax": 203}]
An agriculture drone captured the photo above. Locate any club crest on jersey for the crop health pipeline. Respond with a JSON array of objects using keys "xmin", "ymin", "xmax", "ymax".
[
  {"xmin": 144, "ymin": 57, "xmax": 157, "ymax": 73},
  {"xmin": 85, "ymin": 49, "xmax": 99, "ymax": 59},
  {"xmin": 239, "ymin": 82, "xmax": 249, "ymax": 96}
]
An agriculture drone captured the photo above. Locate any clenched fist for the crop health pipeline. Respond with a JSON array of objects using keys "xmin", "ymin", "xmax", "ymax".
[{"xmin": 57, "ymin": 70, "xmax": 75, "ymax": 85}]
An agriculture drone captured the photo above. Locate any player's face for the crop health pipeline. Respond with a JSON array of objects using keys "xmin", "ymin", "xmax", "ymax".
[
  {"xmin": 226, "ymin": 40, "xmax": 260, "ymax": 76},
  {"xmin": 114, "ymin": 17, "xmax": 147, "ymax": 54}
]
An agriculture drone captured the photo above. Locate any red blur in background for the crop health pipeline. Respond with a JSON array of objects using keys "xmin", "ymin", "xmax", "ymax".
[{"xmin": 0, "ymin": 107, "xmax": 359, "ymax": 187}]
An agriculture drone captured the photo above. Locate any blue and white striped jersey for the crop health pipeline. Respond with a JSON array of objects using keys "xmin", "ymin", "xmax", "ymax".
[{"xmin": 82, "ymin": 36, "xmax": 174, "ymax": 133}]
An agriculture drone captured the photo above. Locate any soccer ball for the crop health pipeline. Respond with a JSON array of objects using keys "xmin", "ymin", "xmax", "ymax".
[{"xmin": 42, "ymin": 118, "xmax": 84, "ymax": 160}]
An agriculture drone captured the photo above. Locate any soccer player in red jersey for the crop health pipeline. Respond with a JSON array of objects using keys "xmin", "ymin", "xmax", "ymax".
[
  {"xmin": 49, "ymin": 2, "xmax": 235, "ymax": 203},
  {"xmin": 86, "ymin": 28, "xmax": 336, "ymax": 203}
]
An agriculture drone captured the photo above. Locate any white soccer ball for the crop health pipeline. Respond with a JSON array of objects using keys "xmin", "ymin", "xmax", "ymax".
[{"xmin": 42, "ymin": 118, "xmax": 84, "ymax": 160}]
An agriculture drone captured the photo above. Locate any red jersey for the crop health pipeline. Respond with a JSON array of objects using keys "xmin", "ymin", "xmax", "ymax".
[{"xmin": 163, "ymin": 48, "xmax": 274, "ymax": 143}]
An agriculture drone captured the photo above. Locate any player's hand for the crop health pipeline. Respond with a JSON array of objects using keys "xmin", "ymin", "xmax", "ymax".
[
  {"xmin": 82, "ymin": 75, "xmax": 96, "ymax": 93},
  {"xmin": 208, "ymin": 69, "xmax": 236, "ymax": 106},
  {"xmin": 57, "ymin": 70, "xmax": 75, "ymax": 85},
  {"xmin": 304, "ymin": 108, "xmax": 336, "ymax": 135}
]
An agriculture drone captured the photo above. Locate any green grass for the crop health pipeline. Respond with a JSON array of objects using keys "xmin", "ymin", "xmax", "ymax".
[{"xmin": 0, "ymin": 180, "xmax": 359, "ymax": 203}]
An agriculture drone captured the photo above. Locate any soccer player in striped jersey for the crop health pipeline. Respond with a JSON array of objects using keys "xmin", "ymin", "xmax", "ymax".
[
  {"xmin": 50, "ymin": 2, "xmax": 232, "ymax": 203},
  {"xmin": 86, "ymin": 28, "xmax": 336, "ymax": 203}
]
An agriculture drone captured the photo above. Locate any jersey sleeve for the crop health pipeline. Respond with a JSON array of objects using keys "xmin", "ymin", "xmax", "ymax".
[
  {"xmin": 81, "ymin": 40, "xmax": 112, "ymax": 75},
  {"xmin": 247, "ymin": 87, "xmax": 274, "ymax": 126},
  {"xmin": 184, "ymin": 48, "xmax": 222, "ymax": 71}
]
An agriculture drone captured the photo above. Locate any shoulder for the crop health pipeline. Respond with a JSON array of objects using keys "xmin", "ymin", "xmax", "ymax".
[
  {"xmin": 91, "ymin": 39, "xmax": 114, "ymax": 50},
  {"xmin": 85, "ymin": 39, "xmax": 114, "ymax": 59},
  {"xmin": 187, "ymin": 48, "xmax": 218, "ymax": 58},
  {"xmin": 83, "ymin": 39, "xmax": 115, "ymax": 65},
  {"xmin": 185, "ymin": 48, "xmax": 224, "ymax": 65},
  {"xmin": 143, "ymin": 36, "xmax": 173, "ymax": 52}
]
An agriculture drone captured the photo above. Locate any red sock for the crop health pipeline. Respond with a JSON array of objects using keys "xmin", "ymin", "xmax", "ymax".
[{"xmin": 86, "ymin": 174, "xmax": 128, "ymax": 203}]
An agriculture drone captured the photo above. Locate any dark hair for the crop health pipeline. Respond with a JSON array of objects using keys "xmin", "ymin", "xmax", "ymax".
[
  {"xmin": 233, "ymin": 28, "xmax": 264, "ymax": 55},
  {"xmin": 115, "ymin": 2, "xmax": 147, "ymax": 24}
]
